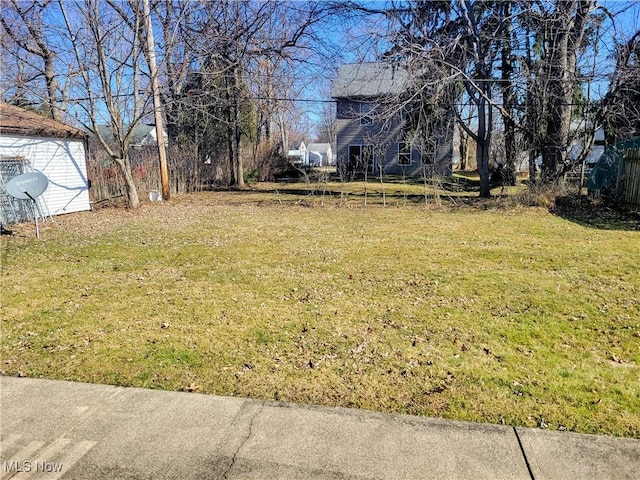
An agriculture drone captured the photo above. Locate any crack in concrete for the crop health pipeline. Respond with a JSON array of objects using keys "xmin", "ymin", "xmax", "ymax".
[
  {"xmin": 221, "ymin": 401, "xmax": 265, "ymax": 479},
  {"xmin": 513, "ymin": 426, "xmax": 535, "ymax": 480}
]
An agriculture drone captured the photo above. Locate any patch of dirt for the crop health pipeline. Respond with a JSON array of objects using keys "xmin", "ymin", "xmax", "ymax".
[
  {"xmin": 1, "ymin": 192, "xmax": 252, "ymax": 239},
  {"xmin": 551, "ymin": 195, "xmax": 640, "ymax": 231}
]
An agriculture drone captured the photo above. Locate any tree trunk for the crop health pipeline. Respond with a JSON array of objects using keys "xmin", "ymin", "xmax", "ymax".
[
  {"xmin": 458, "ymin": 127, "xmax": 468, "ymax": 171},
  {"xmin": 279, "ymin": 114, "xmax": 288, "ymax": 154},
  {"xmin": 542, "ymin": 105, "xmax": 571, "ymax": 182},
  {"xmin": 233, "ymin": 66, "xmax": 245, "ymax": 187},
  {"xmin": 115, "ymin": 156, "xmax": 140, "ymax": 209},
  {"xmin": 542, "ymin": 19, "xmax": 572, "ymax": 182},
  {"xmin": 224, "ymin": 71, "xmax": 236, "ymax": 185},
  {"xmin": 477, "ymin": 139, "xmax": 491, "ymax": 197},
  {"xmin": 476, "ymin": 80, "xmax": 492, "ymax": 198},
  {"xmin": 226, "ymin": 113, "xmax": 235, "ymax": 185},
  {"xmin": 501, "ymin": 1, "xmax": 516, "ymax": 185},
  {"xmin": 43, "ymin": 53, "xmax": 62, "ymax": 122},
  {"xmin": 528, "ymin": 150, "xmax": 538, "ymax": 187},
  {"xmin": 540, "ymin": 0, "xmax": 592, "ymax": 182}
]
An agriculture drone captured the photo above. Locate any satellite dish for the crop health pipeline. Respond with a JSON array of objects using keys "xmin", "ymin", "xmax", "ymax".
[
  {"xmin": 4, "ymin": 171, "xmax": 49, "ymax": 239},
  {"xmin": 5, "ymin": 171, "xmax": 49, "ymax": 200}
]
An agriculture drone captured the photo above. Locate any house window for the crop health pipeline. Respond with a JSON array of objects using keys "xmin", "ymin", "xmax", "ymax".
[
  {"xmin": 422, "ymin": 151, "xmax": 435, "ymax": 165},
  {"xmin": 398, "ymin": 142, "xmax": 412, "ymax": 165},
  {"xmin": 421, "ymin": 140, "xmax": 435, "ymax": 165},
  {"xmin": 348, "ymin": 145, "xmax": 361, "ymax": 171},
  {"xmin": 348, "ymin": 144, "xmax": 375, "ymax": 172},
  {"xmin": 360, "ymin": 103, "xmax": 374, "ymax": 126}
]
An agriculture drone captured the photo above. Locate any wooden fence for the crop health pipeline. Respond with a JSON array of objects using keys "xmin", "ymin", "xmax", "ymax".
[{"xmin": 623, "ymin": 148, "xmax": 640, "ymax": 206}]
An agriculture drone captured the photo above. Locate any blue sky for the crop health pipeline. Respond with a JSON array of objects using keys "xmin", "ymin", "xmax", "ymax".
[
  {"xmin": 301, "ymin": 0, "xmax": 640, "ymax": 138},
  {"xmin": 4, "ymin": 0, "xmax": 636, "ymax": 139}
]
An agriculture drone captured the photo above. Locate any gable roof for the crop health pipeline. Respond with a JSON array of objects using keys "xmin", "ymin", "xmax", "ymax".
[
  {"xmin": 307, "ymin": 143, "xmax": 331, "ymax": 154},
  {"xmin": 331, "ymin": 62, "xmax": 409, "ymax": 99},
  {"xmin": 132, "ymin": 124, "xmax": 157, "ymax": 145},
  {"xmin": 95, "ymin": 123, "xmax": 164, "ymax": 146},
  {"xmin": 0, "ymin": 102, "xmax": 86, "ymax": 139}
]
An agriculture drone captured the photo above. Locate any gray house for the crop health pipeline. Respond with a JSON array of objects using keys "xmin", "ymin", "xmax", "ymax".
[{"xmin": 331, "ymin": 62, "xmax": 454, "ymax": 177}]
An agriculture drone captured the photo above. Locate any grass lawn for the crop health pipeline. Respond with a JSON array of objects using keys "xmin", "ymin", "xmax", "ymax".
[{"xmin": 1, "ymin": 185, "xmax": 639, "ymax": 438}]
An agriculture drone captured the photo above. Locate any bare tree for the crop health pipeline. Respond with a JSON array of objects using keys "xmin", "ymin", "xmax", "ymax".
[
  {"xmin": 369, "ymin": 0, "xmax": 506, "ymax": 197},
  {"xmin": 500, "ymin": 0, "xmax": 517, "ymax": 186},
  {"xmin": 58, "ymin": 0, "xmax": 152, "ymax": 208},
  {"xmin": 1, "ymin": 0, "xmax": 67, "ymax": 120},
  {"xmin": 535, "ymin": 1, "xmax": 594, "ymax": 182},
  {"xmin": 152, "ymin": 0, "xmax": 199, "ymax": 146},
  {"xmin": 454, "ymin": 0, "xmax": 506, "ymax": 197},
  {"xmin": 316, "ymin": 101, "xmax": 337, "ymax": 145},
  {"xmin": 598, "ymin": 31, "xmax": 640, "ymax": 143}
]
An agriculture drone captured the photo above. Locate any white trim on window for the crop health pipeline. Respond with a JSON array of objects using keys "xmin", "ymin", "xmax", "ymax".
[
  {"xmin": 347, "ymin": 144, "xmax": 376, "ymax": 172},
  {"xmin": 398, "ymin": 142, "xmax": 412, "ymax": 166}
]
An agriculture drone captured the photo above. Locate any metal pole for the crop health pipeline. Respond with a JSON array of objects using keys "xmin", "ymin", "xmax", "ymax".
[
  {"xmin": 33, "ymin": 201, "xmax": 40, "ymax": 239},
  {"xmin": 25, "ymin": 192, "xmax": 40, "ymax": 239}
]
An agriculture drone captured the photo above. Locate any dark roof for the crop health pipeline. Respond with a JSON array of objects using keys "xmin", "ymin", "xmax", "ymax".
[
  {"xmin": 331, "ymin": 62, "xmax": 409, "ymax": 99},
  {"xmin": 0, "ymin": 102, "xmax": 86, "ymax": 139}
]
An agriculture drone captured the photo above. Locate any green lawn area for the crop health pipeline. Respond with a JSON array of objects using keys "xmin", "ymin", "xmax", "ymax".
[{"xmin": 1, "ymin": 186, "xmax": 639, "ymax": 438}]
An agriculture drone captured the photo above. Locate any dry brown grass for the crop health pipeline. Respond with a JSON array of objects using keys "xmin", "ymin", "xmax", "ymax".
[{"xmin": 2, "ymin": 189, "xmax": 639, "ymax": 437}]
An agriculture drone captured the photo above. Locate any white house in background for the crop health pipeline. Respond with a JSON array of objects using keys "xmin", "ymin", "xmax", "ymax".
[
  {"xmin": 287, "ymin": 141, "xmax": 308, "ymax": 165},
  {"xmin": 514, "ymin": 125, "xmax": 606, "ymax": 174},
  {"xmin": 568, "ymin": 126, "xmax": 605, "ymax": 167},
  {"xmin": 307, "ymin": 143, "xmax": 333, "ymax": 166},
  {"xmin": 96, "ymin": 123, "xmax": 168, "ymax": 149},
  {"xmin": 131, "ymin": 124, "xmax": 168, "ymax": 148},
  {"xmin": 0, "ymin": 102, "xmax": 91, "ymax": 225}
]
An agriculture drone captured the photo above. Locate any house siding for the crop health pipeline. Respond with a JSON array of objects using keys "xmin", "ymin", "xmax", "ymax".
[
  {"xmin": 335, "ymin": 100, "xmax": 453, "ymax": 176},
  {"xmin": 0, "ymin": 134, "xmax": 90, "ymax": 218},
  {"xmin": 332, "ymin": 63, "xmax": 455, "ymax": 177},
  {"xmin": 336, "ymin": 116, "xmax": 404, "ymax": 169},
  {"xmin": 336, "ymin": 100, "xmax": 403, "ymax": 171}
]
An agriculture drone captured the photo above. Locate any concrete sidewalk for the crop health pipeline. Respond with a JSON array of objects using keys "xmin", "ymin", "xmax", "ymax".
[{"xmin": 0, "ymin": 376, "xmax": 638, "ymax": 479}]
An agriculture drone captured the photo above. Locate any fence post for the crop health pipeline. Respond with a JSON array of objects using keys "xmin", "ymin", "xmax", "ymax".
[
  {"xmin": 623, "ymin": 149, "xmax": 640, "ymax": 207},
  {"xmin": 615, "ymin": 147, "xmax": 625, "ymax": 200}
]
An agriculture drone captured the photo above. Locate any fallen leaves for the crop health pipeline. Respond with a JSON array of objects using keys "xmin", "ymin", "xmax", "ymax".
[{"xmin": 184, "ymin": 382, "xmax": 201, "ymax": 393}]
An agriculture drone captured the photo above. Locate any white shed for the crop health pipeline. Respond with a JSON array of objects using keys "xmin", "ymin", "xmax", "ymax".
[
  {"xmin": 307, "ymin": 143, "xmax": 333, "ymax": 166},
  {"xmin": 0, "ymin": 103, "xmax": 91, "ymax": 224},
  {"xmin": 287, "ymin": 141, "xmax": 308, "ymax": 165}
]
